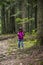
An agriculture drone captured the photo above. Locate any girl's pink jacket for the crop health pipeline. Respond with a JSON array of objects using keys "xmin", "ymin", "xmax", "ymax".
[{"xmin": 17, "ymin": 31, "xmax": 24, "ymax": 40}]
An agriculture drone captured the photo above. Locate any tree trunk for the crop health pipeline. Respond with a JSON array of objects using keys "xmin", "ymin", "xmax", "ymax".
[
  {"xmin": 5, "ymin": 10, "xmax": 8, "ymax": 33},
  {"xmin": 35, "ymin": 0, "xmax": 37, "ymax": 31},
  {"xmin": 1, "ymin": 4, "xmax": 6, "ymax": 34},
  {"xmin": 37, "ymin": 0, "xmax": 43, "ymax": 45},
  {"xmin": 10, "ymin": 6, "xmax": 15, "ymax": 33},
  {"xmin": 21, "ymin": 0, "xmax": 27, "ymax": 32}
]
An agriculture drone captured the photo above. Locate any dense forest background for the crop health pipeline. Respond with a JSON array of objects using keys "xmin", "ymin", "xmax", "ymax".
[
  {"xmin": 0, "ymin": 0, "xmax": 43, "ymax": 45},
  {"xmin": 0, "ymin": 0, "xmax": 37, "ymax": 33},
  {"xmin": 0, "ymin": 0, "xmax": 43, "ymax": 65}
]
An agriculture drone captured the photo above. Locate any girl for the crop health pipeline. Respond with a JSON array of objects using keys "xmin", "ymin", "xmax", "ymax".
[{"xmin": 17, "ymin": 27, "xmax": 25, "ymax": 49}]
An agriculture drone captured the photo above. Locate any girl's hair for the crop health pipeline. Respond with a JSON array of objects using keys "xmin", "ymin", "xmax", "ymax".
[{"xmin": 19, "ymin": 27, "xmax": 23, "ymax": 31}]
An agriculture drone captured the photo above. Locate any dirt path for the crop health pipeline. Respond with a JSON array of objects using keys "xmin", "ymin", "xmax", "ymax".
[
  {"xmin": 0, "ymin": 40, "xmax": 9, "ymax": 54},
  {"xmin": 0, "ymin": 39, "xmax": 43, "ymax": 65}
]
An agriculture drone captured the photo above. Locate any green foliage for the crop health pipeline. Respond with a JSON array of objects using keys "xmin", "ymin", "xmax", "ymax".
[
  {"xmin": 32, "ymin": 30, "xmax": 35, "ymax": 34},
  {"xmin": 22, "ymin": 18, "xmax": 28, "ymax": 22},
  {"xmin": 16, "ymin": 17, "xmax": 35, "ymax": 24},
  {"xmin": 15, "ymin": 18, "xmax": 22, "ymax": 23},
  {"xmin": 11, "ymin": 11, "xmax": 22, "ymax": 17},
  {"xmin": 31, "ymin": 30, "xmax": 37, "ymax": 37}
]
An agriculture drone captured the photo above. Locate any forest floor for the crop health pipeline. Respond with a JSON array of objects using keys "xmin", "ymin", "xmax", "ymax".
[{"xmin": 0, "ymin": 34, "xmax": 43, "ymax": 65}]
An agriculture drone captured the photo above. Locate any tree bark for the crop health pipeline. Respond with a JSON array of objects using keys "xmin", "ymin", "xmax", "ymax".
[
  {"xmin": 37, "ymin": 0, "xmax": 43, "ymax": 45},
  {"xmin": 1, "ymin": 4, "xmax": 6, "ymax": 34},
  {"xmin": 10, "ymin": 6, "xmax": 15, "ymax": 33}
]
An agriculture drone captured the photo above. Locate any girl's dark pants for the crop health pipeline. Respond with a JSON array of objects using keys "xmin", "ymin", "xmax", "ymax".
[{"xmin": 18, "ymin": 39, "xmax": 24, "ymax": 48}]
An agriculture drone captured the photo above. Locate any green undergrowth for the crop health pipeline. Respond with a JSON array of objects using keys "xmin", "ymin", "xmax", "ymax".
[{"xmin": 24, "ymin": 39, "xmax": 37, "ymax": 48}]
